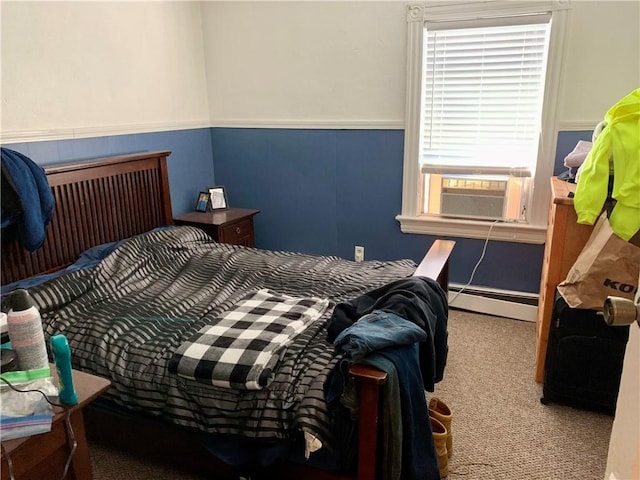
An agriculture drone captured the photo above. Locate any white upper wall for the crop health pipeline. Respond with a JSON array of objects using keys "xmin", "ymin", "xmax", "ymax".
[
  {"xmin": 1, "ymin": 1, "xmax": 210, "ymax": 141},
  {"xmin": 202, "ymin": 0, "xmax": 640, "ymax": 130},
  {"xmin": 2, "ymin": 1, "xmax": 638, "ymax": 141},
  {"xmin": 201, "ymin": 1, "xmax": 407, "ymax": 128},
  {"xmin": 560, "ymin": 1, "xmax": 640, "ymax": 126}
]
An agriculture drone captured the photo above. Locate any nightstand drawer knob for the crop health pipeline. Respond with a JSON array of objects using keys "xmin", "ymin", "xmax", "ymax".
[{"xmin": 236, "ymin": 227, "xmax": 241, "ymax": 234}]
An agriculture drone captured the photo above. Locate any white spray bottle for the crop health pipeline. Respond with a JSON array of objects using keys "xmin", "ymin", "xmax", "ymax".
[{"xmin": 6, "ymin": 289, "xmax": 49, "ymax": 371}]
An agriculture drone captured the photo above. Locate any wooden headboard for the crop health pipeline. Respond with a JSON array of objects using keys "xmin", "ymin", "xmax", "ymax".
[{"xmin": 1, "ymin": 151, "xmax": 173, "ymax": 285}]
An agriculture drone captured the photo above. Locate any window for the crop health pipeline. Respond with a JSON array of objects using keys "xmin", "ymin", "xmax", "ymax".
[{"xmin": 398, "ymin": 1, "xmax": 570, "ymax": 243}]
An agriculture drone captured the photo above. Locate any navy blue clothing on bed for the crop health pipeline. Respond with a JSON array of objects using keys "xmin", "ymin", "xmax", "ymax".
[
  {"xmin": 325, "ymin": 344, "xmax": 440, "ymax": 480},
  {"xmin": 0, "ymin": 238, "xmax": 126, "ymax": 296},
  {"xmin": 375, "ymin": 345, "xmax": 440, "ymax": 480},
  {"xmin": 1, "ymin": 148, "xmax": 54, "ymax": 252},
  {"xmin": 327, "ymin": 309, "xmax": 442, "ymax": 479},
  {"xmin": 326, "ymin": 276, "xmax": 448, "ymax": 391},
  {"xmin": 333, "ymin": 310, "xmax": 426, "ymax": 361}
]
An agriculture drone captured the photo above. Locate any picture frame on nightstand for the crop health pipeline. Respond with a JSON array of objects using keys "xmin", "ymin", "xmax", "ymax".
[
  {"xmin": 208, "ymin": 186, "xmax": 229, "ymax": 211},
  {"xmin": 195, "ymin": 191, "xmax": 211, "ymax": 212}
]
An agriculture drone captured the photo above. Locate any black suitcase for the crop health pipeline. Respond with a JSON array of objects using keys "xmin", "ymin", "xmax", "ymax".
[{"xmin": 541, "ymin": 291, "xmax": 629, "ymax": 414}]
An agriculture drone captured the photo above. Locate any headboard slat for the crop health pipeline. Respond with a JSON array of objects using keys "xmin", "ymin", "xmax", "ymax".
[
  {"xmin": 56, "ymin": 185, "xmax": 72, "ymax": 264},
  {"xmin": 1, "ymin": 151, "xmax": 173, "ymax": 286}
]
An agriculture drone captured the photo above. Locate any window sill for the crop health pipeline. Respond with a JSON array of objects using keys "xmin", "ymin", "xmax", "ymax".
[{"xmin": 396, "ymin": 214, "xmax": 547, "ymax": 244}]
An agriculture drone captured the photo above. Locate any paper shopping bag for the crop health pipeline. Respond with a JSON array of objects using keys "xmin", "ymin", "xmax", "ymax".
[{"xmin": 557, "ymin": 212, "xmax": 640, "ymax": 310}]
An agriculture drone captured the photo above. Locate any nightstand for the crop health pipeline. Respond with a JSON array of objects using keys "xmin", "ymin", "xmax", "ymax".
[
  {"xmin": 173, "ymin": 208, "xmax": 260, "ymax": 247},
  {"xmin": 1, "ymin": 368, "xmax": 111, "ymax": 480}
]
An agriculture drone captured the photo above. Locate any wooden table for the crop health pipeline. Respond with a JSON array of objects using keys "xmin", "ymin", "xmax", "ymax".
[{"xmin": 1, "ymin": 368, "xmax": 111, "ymax": 480}]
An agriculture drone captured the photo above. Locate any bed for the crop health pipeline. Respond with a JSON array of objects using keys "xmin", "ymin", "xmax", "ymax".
[{"xmin": 1, "ymin": 150, "xmax": 455, "ymax": 480}]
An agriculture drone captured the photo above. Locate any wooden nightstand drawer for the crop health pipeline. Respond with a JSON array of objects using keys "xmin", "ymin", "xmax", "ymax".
[{"xmin": 219, "ymin": 219, "xmax": 254, "ymax": 246}]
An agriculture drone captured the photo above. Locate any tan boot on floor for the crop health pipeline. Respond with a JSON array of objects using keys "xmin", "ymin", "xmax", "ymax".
[
  {"xmin": 429, "ymin": 397, "xmax": 453, "ymax": 458},
  {"xmin": 430, "ymin": 416, "xmax": 448, "ymax": 479}
]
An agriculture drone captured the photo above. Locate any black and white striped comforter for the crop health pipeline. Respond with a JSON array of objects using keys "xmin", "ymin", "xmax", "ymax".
[{"xmin": 31, "ymin": 226, "xmax": 417, "ymax": 446}]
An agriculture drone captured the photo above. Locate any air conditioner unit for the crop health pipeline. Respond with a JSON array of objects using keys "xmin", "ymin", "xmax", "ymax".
[{"xmin": 440, "ymin": 175, "xmax": 508, "ymax": 220}]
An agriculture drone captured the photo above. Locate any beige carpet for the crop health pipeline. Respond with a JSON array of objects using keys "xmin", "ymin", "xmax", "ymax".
[
  {"xmin": 88, "ymin": 309, "xmax": 613, "ymax": 479},
  {"xmin": 90, "ymin": 444, "xmax": 209, "ymax": 480},
  {"xmin": 431, "ymin": 309, "xmax": 612, "ymax": 480}
]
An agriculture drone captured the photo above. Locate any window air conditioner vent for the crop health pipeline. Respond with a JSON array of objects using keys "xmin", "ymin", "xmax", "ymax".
[{"xmin": 440, "ymin": 176, "xmax": 507, "ymax": 220}]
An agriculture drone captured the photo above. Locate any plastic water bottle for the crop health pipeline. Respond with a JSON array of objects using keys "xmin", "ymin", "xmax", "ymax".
[{"xmin": 6, "ymin": 289, "xmax": 49, "ymax": 371}]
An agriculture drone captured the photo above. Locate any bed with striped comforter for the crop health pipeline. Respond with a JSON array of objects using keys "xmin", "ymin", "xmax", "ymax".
[{"xmin": 30, "ymin": 226, "xmax": 417, "ymax": 448}]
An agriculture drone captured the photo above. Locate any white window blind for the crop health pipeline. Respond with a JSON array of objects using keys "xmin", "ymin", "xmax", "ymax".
[{"xmin": 421, "ymin": 16, "xmax": 551, "ymax": 175}]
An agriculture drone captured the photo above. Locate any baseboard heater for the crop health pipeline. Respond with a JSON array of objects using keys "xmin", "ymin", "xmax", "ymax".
[{"xmin": 447, "ymin": 284, "xmax": 539, "ymax": 322}]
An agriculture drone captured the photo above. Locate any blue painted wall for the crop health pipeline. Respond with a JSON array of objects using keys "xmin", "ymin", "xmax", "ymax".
[
  {"xmin": 212, "ymin": 128, "xmax": 553, "ymax": 294},
  {"xmin": 554, "ymin": 130, "xmax": 593, "ymax": 175},
  {"xmin": 3, "ymin": 128, "xmax": 591, "ymax": 294},
  {"xmin": 3, "ymin": 128, "xmax": 215, "ymax": 216}
]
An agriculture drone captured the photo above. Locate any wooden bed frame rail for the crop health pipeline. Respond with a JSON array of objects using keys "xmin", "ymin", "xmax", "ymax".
[{"xmin": 0, "ymin": 150, "xmax": 455, "ymax": 480}]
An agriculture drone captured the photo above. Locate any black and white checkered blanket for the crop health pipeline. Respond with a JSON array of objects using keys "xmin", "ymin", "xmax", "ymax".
[{"xmin": 169, "ymin": 289, "xmax": 330, "ymax": 390}]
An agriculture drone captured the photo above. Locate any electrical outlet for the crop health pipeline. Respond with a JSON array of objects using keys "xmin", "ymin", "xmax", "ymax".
[{"xmin": 354, "ymin": 246, "xmax": 364, "ymax": 262}]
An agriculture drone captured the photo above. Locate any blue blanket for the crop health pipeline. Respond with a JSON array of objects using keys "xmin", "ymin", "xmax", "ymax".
[{"xmin": 1, "ymin": 148, "xmax": 54, "ymax": 252}]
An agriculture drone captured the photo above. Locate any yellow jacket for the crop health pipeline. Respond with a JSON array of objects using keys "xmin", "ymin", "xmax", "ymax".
[{"xmin": 574, "ymin": 88, "xmax": 640, "ymax": 241}]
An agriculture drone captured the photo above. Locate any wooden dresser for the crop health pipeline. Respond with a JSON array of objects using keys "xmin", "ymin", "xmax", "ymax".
[
  {"xmin": 535, "ymin": 177, "xmax": 594, "ymax": 383},
  {"xmin": 173, "ymin": 208, "xmax": 259, "ymax": 247}
]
